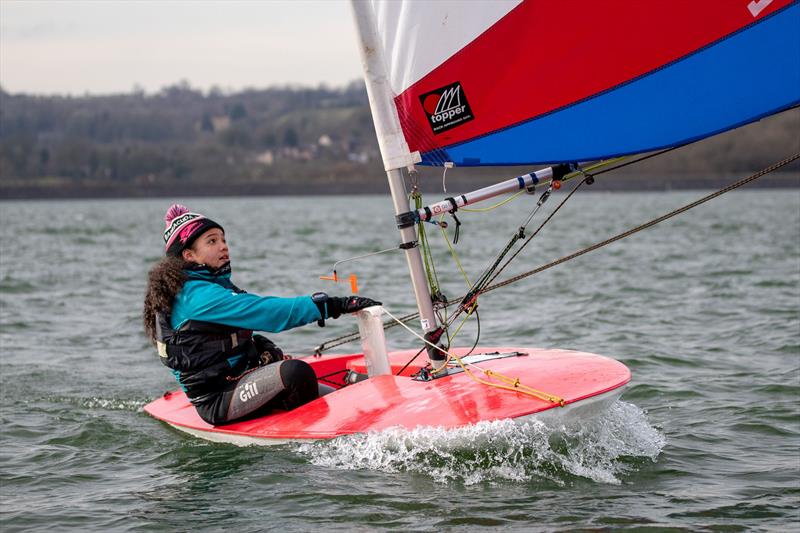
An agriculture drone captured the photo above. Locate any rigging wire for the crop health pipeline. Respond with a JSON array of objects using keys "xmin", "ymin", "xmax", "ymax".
[
  {"xmin": 453, "ymin": 178, "xmax": 584, "ymax": 327},
  {"xmin": 485, "ymin": 178, "xmax": 586, "ymax": 288},
  {"xmin": 589, "ymin": 146, "xmax": 681, "ymax": 177},
  {"xmin": 327, "ymin": 245, "xmax": 401, "ymax": 274},
  {"xmin": 482, "ymin": 150, "xmax": 800, "ymax": 295},
  {"xmin": 309, "ymin": 151, "xmax": 799, "ymax": 355}
]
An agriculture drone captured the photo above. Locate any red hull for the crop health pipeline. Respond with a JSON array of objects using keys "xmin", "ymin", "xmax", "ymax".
[{"xmin": 144, "ymin": 347, "xmax": 630, "ymax": 443}]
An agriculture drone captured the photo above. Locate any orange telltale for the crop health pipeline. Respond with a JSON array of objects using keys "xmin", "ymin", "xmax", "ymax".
[
  {"xmin": 319, "ymin": 271, "xmax": 359, "ymax": 294},
  {"xmin": 349, "ymin": 274, "xmax": 359, "ymax": 294},
  {"xmin": 319, "ymin": 272, "xmax": 339, "ymax": 282}
]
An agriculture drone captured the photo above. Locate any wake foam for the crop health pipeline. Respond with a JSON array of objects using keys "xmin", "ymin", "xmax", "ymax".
[{"xmin": 295, "ymin": 401, "xmax": 664, "ymax": 485}]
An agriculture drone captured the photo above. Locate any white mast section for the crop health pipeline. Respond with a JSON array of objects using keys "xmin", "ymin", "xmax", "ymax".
[{"xmin": 349, "ymin": 2, "xmax": 440, "ymax": 341}]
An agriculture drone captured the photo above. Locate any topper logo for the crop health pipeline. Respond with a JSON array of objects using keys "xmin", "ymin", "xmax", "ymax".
[
  {"xmin": 433, "ymin": 86, "xmax": 462, "ymax": 116},
  {"xmin": 420, "ymin": 82, "xmax": 475, "ymax": 134}
]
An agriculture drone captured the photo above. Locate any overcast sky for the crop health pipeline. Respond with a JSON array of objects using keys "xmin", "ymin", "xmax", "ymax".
[{"xmin": 0, "ymin": 0, "xmax": 363, "ymax": 95}]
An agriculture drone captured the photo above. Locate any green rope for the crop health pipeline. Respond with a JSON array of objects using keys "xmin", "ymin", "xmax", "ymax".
[{"xmin": 413, "ymin": 190, "xmax": 442, "ymax": 300}]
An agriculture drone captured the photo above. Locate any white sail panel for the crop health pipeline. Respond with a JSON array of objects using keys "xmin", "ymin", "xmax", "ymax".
[{"xmin": 368, "ymin": 0, "xmax": 521, "ymax": 95}]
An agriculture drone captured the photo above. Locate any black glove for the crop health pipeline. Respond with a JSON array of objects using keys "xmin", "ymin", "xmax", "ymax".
[{"xmin": 327, "ymin": 296, "xmax": 382, "ymax": 319}]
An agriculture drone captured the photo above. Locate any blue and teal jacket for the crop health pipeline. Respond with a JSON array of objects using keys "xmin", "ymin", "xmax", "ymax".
[
  {"xmin": 159, "ymin": 263, "xmax": 323, "ymax": 401},
  {"xmin": 171, "ymin": 264, "xmax": 321, "ymax": 336}
]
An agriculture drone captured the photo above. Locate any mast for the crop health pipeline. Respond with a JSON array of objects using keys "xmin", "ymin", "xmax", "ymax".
[{"xmin": 349, "ymin": 2, "xmax": 441, "ymax": 356}]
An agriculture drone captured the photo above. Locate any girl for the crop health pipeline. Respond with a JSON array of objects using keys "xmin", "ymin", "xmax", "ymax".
[{"xmin": 143, "ymin": 204, "xmax": 378, "ymax": 425}]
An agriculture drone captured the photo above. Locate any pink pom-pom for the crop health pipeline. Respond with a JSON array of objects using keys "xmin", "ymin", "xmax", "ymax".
[{"xmin": 164, "ymin": 203, "xmax": 190, "ymax": 225}]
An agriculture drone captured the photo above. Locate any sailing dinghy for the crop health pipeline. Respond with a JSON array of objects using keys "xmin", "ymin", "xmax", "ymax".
[{"xmin": 145, "ymin": 0, "xmax": 800, "ymax": 445}]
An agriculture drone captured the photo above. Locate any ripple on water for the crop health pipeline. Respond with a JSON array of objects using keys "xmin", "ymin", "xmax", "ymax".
[{"xmin": 0, "ymin": 277, "xmax": 38, "ymax": 294}]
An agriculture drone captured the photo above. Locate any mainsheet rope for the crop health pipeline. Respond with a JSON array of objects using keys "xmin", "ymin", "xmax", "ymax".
[{"xmin": 310, "ymin": 152, "xmax": 799, "ymax": 355}]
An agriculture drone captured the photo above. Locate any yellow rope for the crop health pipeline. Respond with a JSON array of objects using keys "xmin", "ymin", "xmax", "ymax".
[
  {"xmin": 380, "ymin": 306, "xmax": 565, "ymax": 406},
  {"xmin": 562, "ymin": 157, "xmax": 627, "ymax": 181},
  {"xmin": 454, "ymin": 362, "xmax": 566, "ymax": 406},
  {"xmin": 438, "ymin": 213, "xmax": 471, "ymax": 286},
  {"xmin": 460, "ymin": 189, "xmax": 526, "ymax": 212}
]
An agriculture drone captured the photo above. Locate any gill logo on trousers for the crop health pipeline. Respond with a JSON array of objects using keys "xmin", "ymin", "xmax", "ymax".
[{"xmin": 239, "ymin": 381, "xmax": 259, "ymax": 402}]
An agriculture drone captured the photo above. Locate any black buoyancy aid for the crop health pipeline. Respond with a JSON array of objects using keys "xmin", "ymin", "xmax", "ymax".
[{"xmin": 155, "ymin": 311, "xmax": 261, "ymax": 403}]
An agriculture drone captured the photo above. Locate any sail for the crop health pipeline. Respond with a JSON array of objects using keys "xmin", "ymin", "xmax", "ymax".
[{"xmin": 362, "ymin": 0, "xmax": 800, "ymax": 167}]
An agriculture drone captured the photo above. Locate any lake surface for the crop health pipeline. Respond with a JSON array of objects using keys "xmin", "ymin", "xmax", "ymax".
[{"xmin": 1, "ymin": 190, "xmax": 798, "ymax": 531}]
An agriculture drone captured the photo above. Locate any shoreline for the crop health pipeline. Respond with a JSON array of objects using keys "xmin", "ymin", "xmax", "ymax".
[{"xmin": 1, "ymin": 172, "xmax": 797, "ymax": 200}]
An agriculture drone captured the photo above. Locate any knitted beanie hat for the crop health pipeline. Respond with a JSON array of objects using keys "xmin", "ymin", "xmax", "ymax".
[{"xmin": 163, "ymin": 204, "xmax": 224, "ymax": 257}]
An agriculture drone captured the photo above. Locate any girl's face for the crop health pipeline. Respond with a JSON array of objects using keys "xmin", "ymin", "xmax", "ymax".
[{"xmin": 182, "ymin": 228, "xmax": 229, "ymax": 269}]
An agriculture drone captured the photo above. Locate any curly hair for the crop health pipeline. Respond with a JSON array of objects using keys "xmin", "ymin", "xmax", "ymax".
[{"xmin": 143, "ymin": 256, "xmax": 189, "ymax": 344}]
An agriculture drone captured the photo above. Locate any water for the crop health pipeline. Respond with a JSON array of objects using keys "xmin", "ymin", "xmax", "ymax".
[{"xmin": 1, "ymin": 190, "xmax": 798, "ymax": 531}]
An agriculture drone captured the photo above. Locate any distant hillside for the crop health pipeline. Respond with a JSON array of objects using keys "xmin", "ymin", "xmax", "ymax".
[{"xmin": 0, "ymin": 82, "xmax": 797, "ymax": 198}]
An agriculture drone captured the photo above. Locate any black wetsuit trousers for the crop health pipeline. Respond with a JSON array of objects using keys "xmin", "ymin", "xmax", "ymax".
[{"xmin": 194, "ymin": 359, "xmax": 319, "ymax": 426}]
